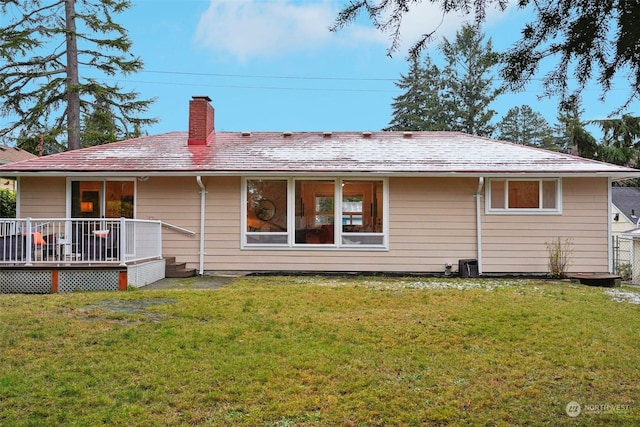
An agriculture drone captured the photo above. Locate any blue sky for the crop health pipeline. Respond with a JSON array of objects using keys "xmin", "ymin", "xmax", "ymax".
[{"xmin": 4, "ymin": 0, "xmax": 638, "ymax": 137}]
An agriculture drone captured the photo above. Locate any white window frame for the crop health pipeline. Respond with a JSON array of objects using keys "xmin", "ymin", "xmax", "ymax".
[
  {"xmin": 66, "ymin": 178, "xmax": 137, "ymax": 219},
  {"xmin": 485, "ymin": 178, "xmax": 562, "ymax": 214},
  {"xmin": 242, "ymin": 177, "xmax": 389, "ymax": 250}
]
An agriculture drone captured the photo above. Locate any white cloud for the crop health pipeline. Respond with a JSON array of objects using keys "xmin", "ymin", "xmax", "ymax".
[
  {"xmin": 194, "ymin": 0, "xmax": 517, "ymax": 61},
  {"xmin": 195, "ymin": 0, "xmax": 379, "ymax": 60}
]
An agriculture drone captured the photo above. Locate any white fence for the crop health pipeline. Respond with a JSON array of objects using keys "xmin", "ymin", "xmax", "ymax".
[{"xmin": 0, "ymin": 218, "xmax": 162, "ymax": 265}]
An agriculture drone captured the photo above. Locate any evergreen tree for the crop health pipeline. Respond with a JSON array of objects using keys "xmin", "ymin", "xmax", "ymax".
[
  {"xmin": 554, "ymin": 96, "xmax": 597, "ymax": 159},
  {"xmin": 385, "ymin": 56, "xmax": 446, "ymax": 131},
  {"xmin": 591, "ymin": 114, "xmax": 640, "ymax": 167},
  {"xmin": 440, "ymin": 24, "xmax": 499, "ymax": 136},
  {"xmin": 497, "ymin": 105, "xmax": 554, "ymax": 148},
  {"xmin": 386, "ymin": 25, "xmax": 499, "ymax": 135},
  {"xmin": 16, "ymin": 130, "xmax": 65, "ymax": 156},
  {"xmin": 81, "ymin": 97, "xmax": 121, "ymax": 147},
  {"xmin": 332, "ymin": 0, "xmax": 640, "ymax": 111},
  {"xmin": 0, "ymin": 0, "xmax": 156, "ymax": 151}
]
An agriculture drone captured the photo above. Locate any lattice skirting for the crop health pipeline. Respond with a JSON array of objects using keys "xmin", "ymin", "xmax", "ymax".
[
  {"xmin": 0, "ymin": 269, "xmax": 126, "ymax": 294},
  {"xmin": 0, "ymin": 259, "xmax": 166, "ymax": 294},
  {"xmin": 58, "ymin": 270, "xmax": 121, "ymax": 292},
  {"xmin": 0, "ymin": 270, "xmax": 52, "ymax": 294}
]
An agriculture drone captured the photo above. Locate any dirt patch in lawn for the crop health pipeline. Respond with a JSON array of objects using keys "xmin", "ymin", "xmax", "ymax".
[
  {"xmin": 77, "ymin": 298, "xmax": 177, "ymax": 324},
  {"xmin": 140, "ymin": 274, "xmax": 239, "ymax": 290}
]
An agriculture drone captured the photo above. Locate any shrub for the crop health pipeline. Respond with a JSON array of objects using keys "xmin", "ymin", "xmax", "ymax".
[
  {"xmin": 546, "ymin": 237, "xmax": 572, "ymax": 278},
  {"xmin": 618, "ymin": 262, "xmax": 632, "ymax": 281},
  {"xmin": 0, "ymin": 189, "xmax": 16, "ymax": 217}
]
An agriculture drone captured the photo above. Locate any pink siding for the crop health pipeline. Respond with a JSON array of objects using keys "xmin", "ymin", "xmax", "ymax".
[
  {"xmin": 199, "ymin": 176, "xmax": 609, "ymax": 274},
  {"xmin": 15, "ymin": 175, "xmax": 611, "ymax": 275},
  {"xmin": 202, "ymin": 177, "xmax": 480, "ymax": 273},
  {"xmin": 481, "ymin": 177, "xmax": 609, "ymax": 273},
  {"xmin": 137, "ymin": 177, "xmax": 202, "ymax": 267},
  {"xmin": 19, "ymin": 177, "xmax": 66, "ymax": 217}
]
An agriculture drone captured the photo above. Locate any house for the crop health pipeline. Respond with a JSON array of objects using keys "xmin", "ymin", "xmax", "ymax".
[
  {"xmin": 612, "ymin": 186, "xmax": 640, "ymax": 282},
  {"xmin": 612, "ymin": 187, "xmax": 640, "ymax": 232},
  {"xmin": 1, "ymin": 95, "xmax": 639, "ymax": 290},
  {"xmin": 0, "ymin": 145, "xmax": 37, "ymax": 191}
]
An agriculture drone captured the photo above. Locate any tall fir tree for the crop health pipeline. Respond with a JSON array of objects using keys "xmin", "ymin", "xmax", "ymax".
[
  {"xmin": 385, "ymin": 56, "xmax": 446, "ymax": 131},
  {"xmin": 440, "ymin": 24, "xmax": 500, "ymax": 136},
  {"xmin": 386, "ymin": 25, "xmax": 499, "ymax": 136},
  {"xmin": 554, "ymin": 96, "xmax": 598, "ymax": 158},
  {"xmin": 0, "ymin": 0, "xmax": 156, "ymax": 151},
  {"xmin": 591, "ymin": 114, "xmax": 640, "ymax": 167},
  {"xmin": 497, "ymin": 105, "xmax": 555, "ymax": 148},
  {"xmin": 332, "ymin": 0, "xmax": 640, "ymax": 112}
]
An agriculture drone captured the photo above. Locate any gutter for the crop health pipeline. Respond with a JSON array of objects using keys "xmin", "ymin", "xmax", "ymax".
[
  {"xmin": 196, "ymin": 176, "xmax": 207, "ymax": 276},
  {"xmin": 475, "ymin": 177, "xmax": 484, "ymax": 275},
  {"xmin": 4, "ymin": 171, "xmax": 640, "ymax": 180}
]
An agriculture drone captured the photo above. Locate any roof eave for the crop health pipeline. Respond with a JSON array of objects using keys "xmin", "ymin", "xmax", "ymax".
[{"xmin": 4, "ymin": 170, "xmax": 640, "ymax": 179}]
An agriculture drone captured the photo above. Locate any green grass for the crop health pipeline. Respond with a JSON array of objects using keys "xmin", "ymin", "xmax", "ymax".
[{"xmin": 1, "ymin": 276, "xmax": 639, "ymax": 426}]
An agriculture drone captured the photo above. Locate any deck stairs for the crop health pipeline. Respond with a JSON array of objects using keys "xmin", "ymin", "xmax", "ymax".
[{"xmin": 164, "ymin": 256, "xmax": 197, "ymax": 278}]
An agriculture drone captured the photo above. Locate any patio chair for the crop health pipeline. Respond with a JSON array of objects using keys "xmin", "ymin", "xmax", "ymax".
[
  {"xmin": 82, "ymin": 229, "xmax": 118, "ymax": 261},
  {"xmin": 0, "ymin": 235, "xmax": 24, "ymax": 261}
]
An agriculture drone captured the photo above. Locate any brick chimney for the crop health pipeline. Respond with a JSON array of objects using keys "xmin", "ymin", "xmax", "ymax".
[{"xmin": 188, "ymin": 96, "xmax": 214, "ymax": 146}]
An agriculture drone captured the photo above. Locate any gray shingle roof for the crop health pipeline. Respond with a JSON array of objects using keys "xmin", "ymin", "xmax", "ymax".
[
  {"xmin": 0, "ymin": 131, "xmax": 638, "ymax": 178},
  {"xmin": 612, "ymin": 187, "xmax": 640, "ymax": 224}
]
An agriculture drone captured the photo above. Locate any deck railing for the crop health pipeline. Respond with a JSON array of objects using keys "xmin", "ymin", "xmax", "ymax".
[{"xmin": 0, "ymin": 218, "xmax": 162, "ymax": 265}]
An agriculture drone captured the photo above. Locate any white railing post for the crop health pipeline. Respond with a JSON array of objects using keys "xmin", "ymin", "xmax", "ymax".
[
  {"xmin": 25, "ymin": 217, "xmax": 32, "ymax": 266},
  {"xmin": 119, "ymin": 217, "xmax": 127, "ymax": 266},
  {"xmin": 157, "ymin": 220, "xmax": 162, "ymax": 259}
]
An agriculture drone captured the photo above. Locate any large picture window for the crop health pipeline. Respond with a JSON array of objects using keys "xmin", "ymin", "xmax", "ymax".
[
  {"xmin": 244, "ymin": 178, "xmax": 387, "ymax": 248},
  {"xmin": 487, "ymin": 179, "xmax": 560, "ymax": 213}
]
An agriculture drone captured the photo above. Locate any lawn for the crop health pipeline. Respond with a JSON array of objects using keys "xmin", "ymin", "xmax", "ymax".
[{"xmin": 0, "ymin": 276, "xmax": 639, "ymax": 426}]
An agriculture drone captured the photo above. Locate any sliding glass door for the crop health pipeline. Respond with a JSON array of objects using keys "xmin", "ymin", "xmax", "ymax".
[{"xmin": 71, "ymin": 180, "xmax": 135, "ymax": 218}]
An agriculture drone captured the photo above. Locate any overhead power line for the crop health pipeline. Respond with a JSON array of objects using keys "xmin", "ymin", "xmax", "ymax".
[
  {"xmin": 98, "ymin": 77, "xmax": 399, "ymax": 93},
  {"xmin": 141, "ymin": 69, "xmax": 397, "ymax": 82},
  {"xmin": 83, "ymin": 66, "xmax": 637, "ymax": 96}
]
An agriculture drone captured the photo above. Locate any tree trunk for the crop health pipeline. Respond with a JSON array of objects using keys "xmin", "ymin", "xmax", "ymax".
[{"xmin": 65, "ymin": 0, "xmax": 81, "ymax": 151}]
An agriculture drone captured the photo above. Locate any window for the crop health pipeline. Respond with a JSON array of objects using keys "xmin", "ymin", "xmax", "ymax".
[
  {"xmin": 487, "ymin": 179, "xmax": 560, "ymax": 213},
  {"xmin": 296, "ymin": 180, "xmax": 334, "ymax": 244},
  {"xmin": 341, "ymin": 180, "xmax": 384, "ymax": 245},
  {"xmin": 243, "ymin": 178, "xmax": 387, "ymax": 248},
  {"xmin": 246, "ymin": 179, "xmax": 288, "ymax": 245},
  {"xmin": 71, "ymin": 180, "xmax": 135, "ymax": 218}
]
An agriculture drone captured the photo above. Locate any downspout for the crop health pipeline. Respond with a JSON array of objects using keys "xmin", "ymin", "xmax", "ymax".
[
  {"xmin": 475, "ymin": 177, "xmax": 484, "ymax": 275},
  {"xmin": 608, "ymin": 177, "xmax": 613, "ymax": 273},
  {"xmin": 196, "ymin": 176, "xmax": 207, "ymax": 276}
]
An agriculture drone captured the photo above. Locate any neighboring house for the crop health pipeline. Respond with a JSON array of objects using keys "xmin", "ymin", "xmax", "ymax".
[
  {"xmin": 612, "ymin": 187, "xmax": 640, "ymax": 233},
  {"xmin": 0, "ymin": 145, "xmax": 37, "ymax": 191},
  {"xmin": 612, "ymin": 187, "xmax": 640, "ymax": 282},
  {"xmin": 1, "ymin": 95, "xmax": 639, "ymax": 280}
]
